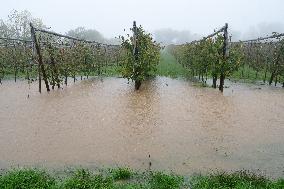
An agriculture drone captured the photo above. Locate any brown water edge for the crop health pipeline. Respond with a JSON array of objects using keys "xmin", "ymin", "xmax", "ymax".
[{"xmin": 0, "ymin": 77, "xmax": 284, "ymax": 178}]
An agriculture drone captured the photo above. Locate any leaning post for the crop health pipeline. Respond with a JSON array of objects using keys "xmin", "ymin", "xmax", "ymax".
[
  {"xmin": 30, "ymin": 22, "xmax": 50, "ymax": 92},
  {"xmin": 30, "ymin": 23, "xmax": 41, "ymax": 93}
]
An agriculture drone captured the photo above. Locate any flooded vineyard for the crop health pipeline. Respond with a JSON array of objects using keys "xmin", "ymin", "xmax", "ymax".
[{"xmin": 0, "ymin": 77, "xmax": 284, "ymax": 177}]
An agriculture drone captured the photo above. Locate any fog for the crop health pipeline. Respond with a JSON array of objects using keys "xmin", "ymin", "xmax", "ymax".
[{"xmin": 1, "ymin": 0, "xmax": 284, "ymax": 44}]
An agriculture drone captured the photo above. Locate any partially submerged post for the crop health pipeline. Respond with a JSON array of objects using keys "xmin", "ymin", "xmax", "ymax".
[
  {"xmin": 30, "ymin": 23, "xmax": 50, "ymax": 92},
  {"xmin": 219, "ymin": 23, "xmax": 229, "ymax": 92},
  {"xmin": 132, "ymin": 21, "xmax": 141, "ymax": 90},
  {"xmin": 97, "ymin": 44, "xmax": 102, "ymax": 76},
  {"xmin": 12, "ymin": 44, "xmax": 17, "ymax": 83}
]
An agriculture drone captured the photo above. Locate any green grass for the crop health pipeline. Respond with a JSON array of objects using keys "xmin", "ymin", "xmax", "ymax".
[
  {"xmin": 149, "ymin": 172, "xmax": 183, "ymax": 189},
  {"xmin": 0, "ymin": 169, "xmax": 57, "ymax": 189},
  {"xmin": 110, "ymin": 167, "xmax": 132, "ymax": 180},
  {"xmin": 229, "ymin": 65, "xmax": 269, "ymax": 83},
  {"xmin": 101, "ymin": 65, "xmax": 121, "ymax": 77},
  {"xmin": 0, "ymin": 168, "xmax": 283, "ymax": 189},
  {"xmin": 157, "ymin": 50, "xmax": 190, "ymax": 78},
  {"xmin": 191, "ymin": 171, "xmax": 284, "ymax": 189},
  {"xmin": 62, "ymin": 169, "xmax": 113, "ymax": 189},
  {"xmin": 229, "ymin": 65, "xmax": 284, "ymax": 85}
]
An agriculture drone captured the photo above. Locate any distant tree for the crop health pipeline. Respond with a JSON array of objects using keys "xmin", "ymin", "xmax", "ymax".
[
  {"xmin": 154, "ymin": 28, "xmax": 200, "ymax": 45},
  {"xmin": 0, "ymin": 10, "xmax": 45, "ymax": 39},
  {"xmin": 107, "ymin": 37, "xmax": 121, "ymax": 45},
  {"xmin": 0, "ymin": 20, "xmax": 9, "ymax": 38},
  {"xmin": 66, "ymin": 27, "xmax": 105, "ymax": 43}
]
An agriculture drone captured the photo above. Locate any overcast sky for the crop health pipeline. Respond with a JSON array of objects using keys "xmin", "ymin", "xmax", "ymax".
[{"xmin": 1, "ymin": 0, "xmax": 284, "ymax": 41}]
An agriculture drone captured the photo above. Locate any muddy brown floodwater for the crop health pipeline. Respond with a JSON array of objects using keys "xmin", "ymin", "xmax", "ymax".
[{"xmin": 0, "ymin": 77, "xmax": 284, "ymax": 177}]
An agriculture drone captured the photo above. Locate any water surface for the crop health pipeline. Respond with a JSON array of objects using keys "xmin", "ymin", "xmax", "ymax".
[{"xmin": 0, "ymin": 77, "xmax": 284, "ymax": 177}]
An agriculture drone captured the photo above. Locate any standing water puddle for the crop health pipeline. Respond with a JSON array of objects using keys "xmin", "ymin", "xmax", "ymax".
[{"xmin": 0, "ymin": 77, "xmax": 284, "ymax": 177}]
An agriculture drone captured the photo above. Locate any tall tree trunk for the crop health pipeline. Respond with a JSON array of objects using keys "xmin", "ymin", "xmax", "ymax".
[
  {"xmin": 97, "ymin": 62, "xmax": 101, "ymax": 75},
  {"xmin": 51, "ymin": 71, "xmax": 55, "ymax": 90},
  {"xmin": 247, "ymin": 70, "xmax": 250, "ymax": 79},
  {"xmin": 275, "ymin": 76, "xmax": 278, "ymax": 86},
  {"xmin": 269, "ymin": 72, "xmax": 275, "ymax": 85},
  {"xmin": 219, "ymin": 73, "xmax": 225, "ymax": 92},
  {"xmin": 14, "ymin": 65, "xmax": 17, "ymax": 82},
  {"xmin": 263, "ymin": 67, "xmax": 267, "ymax": 83},
  {"xmin": 50, "ymin": 56, "xmax": 60, "ymax": 89},
  {"xmin": 241, "ymin": 63, "xmax": 245, "ymax": 78},
  {"xmin": 212, "ymin": 74, "xmax": 217, "ymax": 89},
  {"xmin": 26, "ymin": 65, "xmax": 30, "ymax": 82},
  {"xmin": 65, "ymin": 71, "xmax": 68, "ymax": 86},
  {"xmin": 135, "ymin": 80, "xmax": 141, "ymax": 90}
]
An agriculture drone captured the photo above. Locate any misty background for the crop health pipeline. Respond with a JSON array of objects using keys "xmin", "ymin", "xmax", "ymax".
[{"xmin": 1, "ymin": 0, "xmax": 284, "ymax": 45}]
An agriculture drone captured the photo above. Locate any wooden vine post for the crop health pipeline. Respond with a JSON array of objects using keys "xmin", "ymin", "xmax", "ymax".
[
  {"xmin": 97, "ymin": 44, "xmax": 101, "ymax": 76},
  {"xmin": 132, "ymin": 21, "xmax": 141, "ymax": 90},
  {"xmin": 104, "ymin": 46, "xmax": 107, "ymax": 74},
  {"xmin": 30, "ymin": 23, "xmax": 50, "ymax": 92},
  {"xmin": 12, "ymin": 44, "xmax": 17, "ymax": 83},
  {"xmin": 49, "ymin": 51, "xmax": 60, "ymax": 89},
  {"xmin": 219, "ymin": 23, "xmax": 229, "ymax": 92}
]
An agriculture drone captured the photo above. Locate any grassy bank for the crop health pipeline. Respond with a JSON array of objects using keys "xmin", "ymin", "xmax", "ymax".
[{"xmin": 0, "ymin": 168, "xmax": 283, "ymax": 189}]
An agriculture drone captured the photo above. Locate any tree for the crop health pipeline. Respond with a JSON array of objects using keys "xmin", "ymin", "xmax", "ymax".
[
  {"xmin": 120, "ymin": 23, "xmax": 161, "ymax": 90},
  {"xmin": 170, "ymin": 34, "xmax": 242, "ymax": 91},
  {"xmin": 66, "ymin": 27, "xmax": 105, "ymax": 43},
  {"xmin": 0, "ymin": 10, "xmax": 45, "ymax": 39}
]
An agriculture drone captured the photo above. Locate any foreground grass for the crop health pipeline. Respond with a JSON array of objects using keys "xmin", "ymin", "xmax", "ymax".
[
  {"xmin": 192, "ymin": 171, "xmax": 284, "ymax": 189},
  {"xmin": 0, "ymin": 168, "xmax": 283, "ymax": 189}
]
